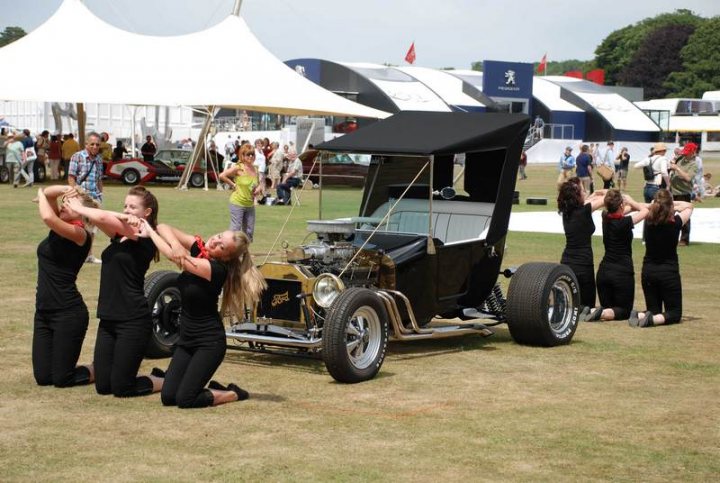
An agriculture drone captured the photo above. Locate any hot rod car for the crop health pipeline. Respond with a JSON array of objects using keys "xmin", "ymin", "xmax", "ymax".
[{"xmin": 144, "ymin": 111, "xmax": 580, "ymax": 383}]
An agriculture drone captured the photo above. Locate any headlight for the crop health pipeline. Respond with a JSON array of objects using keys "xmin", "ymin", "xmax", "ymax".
[{"xmin": 313, "ymin": 274, "xmax": 345, "ymax": 308}]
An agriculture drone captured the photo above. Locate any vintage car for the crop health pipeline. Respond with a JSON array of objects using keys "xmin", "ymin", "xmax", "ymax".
[
  {"xmin": 144, "ymin": 112, "xmax": 580, "ymax": 383},
  {"xmin": 104, "ymin": 149, "xmax": 219, "ymax": 187},
  {"xmin": 300, "ymin": 149, "xmax": 370, "ymax": 187}
]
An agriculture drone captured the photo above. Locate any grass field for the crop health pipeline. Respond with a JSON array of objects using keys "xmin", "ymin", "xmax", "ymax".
[{"xmin": 0, "ymin": 160, "xmax": 718, "ymax": 482}]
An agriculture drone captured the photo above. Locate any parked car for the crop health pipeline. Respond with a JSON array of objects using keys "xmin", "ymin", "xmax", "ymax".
[
  {"xmin": 104, "ymin": 149, "xmax": 218, "ymax": 187},
  {"xmin": 300, "ymin": 149, "xmax": 369, "ymax": 187},
  {"xmin": 144, "ymin": 112, "xmax": 580, "ymax": 383}
]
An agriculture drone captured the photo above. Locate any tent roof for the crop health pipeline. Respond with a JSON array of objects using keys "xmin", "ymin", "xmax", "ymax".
[
  {"xmin": 316, "ymin": 111, "xmax": 530, "ymax": 156},
  {"xmin": 0, "ymin": 0, "xmax": 388, "ymax": 118}
]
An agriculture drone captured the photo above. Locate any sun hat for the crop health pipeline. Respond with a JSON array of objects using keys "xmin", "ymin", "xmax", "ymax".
[{"xmin": 653, "ymin": 142, "xmax": 667, "ymax": 153}]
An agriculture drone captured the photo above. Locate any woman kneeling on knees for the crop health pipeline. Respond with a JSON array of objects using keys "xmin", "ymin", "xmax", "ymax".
[
  {"xmin": 585, "ymin": 189, "xmax": 648, "ymax": 322},
  {"xmin": 630, "ymin": 190, "xmax": 693, "ymax": 328},
  {"xmin": 33, "ymin": 186, "xmax": 96, "ymax": 387},
  {"xmin": 139, "ymin": 222, "xmax": 266, "ymax": 408},
  {"xmin": 67, "ymin": 186, "xmax": 163, "ymax": 397}
]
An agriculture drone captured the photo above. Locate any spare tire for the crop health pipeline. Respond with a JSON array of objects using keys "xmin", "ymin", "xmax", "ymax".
[
  {"xmin": 144, "ymin": 270, "xmax": 181, "ymax": 358},
  {"xmin": 506, "ymin": 262, "xmax": 579, "ymax": 346}
]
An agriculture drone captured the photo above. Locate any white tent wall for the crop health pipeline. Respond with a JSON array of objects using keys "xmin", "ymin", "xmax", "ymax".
[{"xmin": 0, "ymin": 0, "xmax": 388, "ymax": 119}]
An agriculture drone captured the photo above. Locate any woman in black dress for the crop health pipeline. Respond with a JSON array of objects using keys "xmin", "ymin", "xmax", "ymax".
[
  {"xmin": 630, "ymin": 190, "xmax": 693, "ymax": 327},
  {"xmin": 140, "ymin": 223, "xmax": 266, "ymax": 408},
  {"xmin": 32, "ymin": 185, "xmax": 96, "ymax": 387},
  {"xmin": 557, "ymin": 179, "xmax": 606, "ymax": 314},
  {"xmin": 585, "ymin": 189, "xmax": 648, "ymax": 322},
  {"xmin": 67, "ymin": 186, "xmax": 163, "ymax": 397}
]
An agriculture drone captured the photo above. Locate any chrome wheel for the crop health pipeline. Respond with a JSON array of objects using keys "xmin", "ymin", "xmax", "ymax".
[
  {"xmin": 547, "ymin": 278, "xmax": 575, "ymax": 336},
  {"xmin": 345, "ymin": 306, "xmax": 382, "ymax": 370}
]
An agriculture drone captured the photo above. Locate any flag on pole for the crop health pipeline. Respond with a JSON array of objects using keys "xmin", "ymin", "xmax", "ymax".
[
  {"xmin": 537, "ymin": 53, "xmax": 547, "ymax": 74},
  {"xmin": 405, "ymin": 42, "xmax": 416, "ymax": 64}
]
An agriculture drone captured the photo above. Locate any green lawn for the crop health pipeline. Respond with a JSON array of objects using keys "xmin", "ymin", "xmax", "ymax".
[{"xmin": 0, "ymin": 160, "xmax": 718, "ymax": 482}]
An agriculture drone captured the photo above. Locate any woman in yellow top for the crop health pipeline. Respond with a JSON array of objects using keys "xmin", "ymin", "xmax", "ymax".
[{"xmin": 219, "ymin": 144, "xmax": 263, "ymax": 241}]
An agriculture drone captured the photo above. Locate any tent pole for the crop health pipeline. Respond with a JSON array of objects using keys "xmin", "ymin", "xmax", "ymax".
[
  {"xmin": 130, "ymin": 106, "xmax": 138, "ymax": 159},
  {"xmin": 178, "ymin": 106, "xmax": 215, "ymax": 190},
  {"xmin": 427, "ymin": 155, "xmax": 436, "ymax": 255},
  {"xmin": 232, "ymin": 0, "xmax": 243, "ymax": 16},
  {"xmin": 76, "ymin": 103, "xmax": 86, "ymax": 145}
]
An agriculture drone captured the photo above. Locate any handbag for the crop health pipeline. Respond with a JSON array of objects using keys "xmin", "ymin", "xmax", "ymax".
[{"xmin": 596, "ymin": 164, "xmax": 613, "ymax": 181}]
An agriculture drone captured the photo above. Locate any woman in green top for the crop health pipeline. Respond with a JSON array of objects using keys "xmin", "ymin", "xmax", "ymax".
[{"xmin": 219, "ymin": 143, "xmax": 262, "ymax": 241}]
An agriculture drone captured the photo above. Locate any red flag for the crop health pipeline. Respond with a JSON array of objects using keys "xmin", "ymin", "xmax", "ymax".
[
  {"xmin": 537, "ymin": 53, "xmax": 547, "ymax": 74},
  {"xmin": 404, "ymin": 42, "xmax": 416, "ymax": 64},
  {"xmin": 586, "ymin": 68, "xmax": 605, "ymax": 85},
  {"xmin": 564, "ymin": 70, "xmax": 583, "ymax": 79}
]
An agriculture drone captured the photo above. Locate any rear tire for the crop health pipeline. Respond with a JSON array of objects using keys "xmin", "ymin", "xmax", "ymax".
[
  {"xmin": 122, "ymin": 168, "xmax": 140, "ymax": 185},
  {"xmin": 144, "ymin": 270, "xmax": 181, "ymax": 358},
  {"xmin": 322, "ymin": 288, "xmax": 389, "ymax": 383},
  {"xmin": 506, "ymin": 262, "xmax": 579, "ymax": 346}
]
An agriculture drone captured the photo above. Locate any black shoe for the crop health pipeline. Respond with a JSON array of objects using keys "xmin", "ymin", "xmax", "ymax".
[
  {"xmin": 208, "ymin": 380, "xmax": 227, "ymax": 391},
  {"xmin": 151, "ymin": 367, "xmax": 166, "ymax": 378},
  {"xmin": 638, "ymin": 311, "xmax": 654, "ymax": 328},
  {"xmin": 228, "ymin": 383, "xmax": 249, "ymax": 401},
  {"xmin": 579, "ymin": 306, "xmax": 591, "ymax": 321},
  {"xmin": 629, "ymin": 310, "xmax": 640, "ymax": 327}
]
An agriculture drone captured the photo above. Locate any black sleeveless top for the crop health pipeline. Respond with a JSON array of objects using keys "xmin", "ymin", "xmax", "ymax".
[
  {"xmin": 36, "ymin": 229, "xmax": 91, "ymax": 311},
  {"xmin": 97, "ymin": 236, "xmax": 155, "ymax": 320},
  {"xmin": 177, "ymin": 241, "xmax": 228, "ymax": 346}
]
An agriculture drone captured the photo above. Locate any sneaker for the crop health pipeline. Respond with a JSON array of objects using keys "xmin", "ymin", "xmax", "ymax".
[
  {"xmin": 638, "ymin": 311, "xmax": 654, "ymax": 328},
  {"xmin": 584, "ymin": 307, "xmax": 603, "ymax": 322},
  {"xmin": 85, "ymin": 256, "xmax": 102, "ymax": 264},
  {"xmin": 628, "ymin": 310, "xmax": 640, "ymax": 327}
]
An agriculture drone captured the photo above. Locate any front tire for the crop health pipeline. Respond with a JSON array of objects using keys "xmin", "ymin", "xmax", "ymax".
[
  {"xmin": 144, "ymin": 270, "xmax": 181, "ymax": 358},
  {"xmin": 506, "ymin": 262, "xmax": 579, "ymax": 346},
  {"xmin": 322, "ymin": 288, "xmax": 389, "ymax": 383}
]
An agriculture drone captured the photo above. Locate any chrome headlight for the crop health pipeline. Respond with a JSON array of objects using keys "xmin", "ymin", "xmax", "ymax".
[{"xmin": 312, "ymin": 274, "xmax": 345, "ymax": 308}]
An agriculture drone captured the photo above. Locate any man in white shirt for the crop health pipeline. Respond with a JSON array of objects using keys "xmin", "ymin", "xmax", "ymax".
[{"xmin": 633, "ymin": 142, "xmax": 670, "ymax": 203}]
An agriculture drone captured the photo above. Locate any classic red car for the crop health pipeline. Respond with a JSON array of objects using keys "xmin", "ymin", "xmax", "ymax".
[
  {"xmin": 104, "ymin": 149, "xmax": 221, "ymax": 187},
  {"xmin": 300, "ymin": 149, "xmax": 369, "ymax": 187}
]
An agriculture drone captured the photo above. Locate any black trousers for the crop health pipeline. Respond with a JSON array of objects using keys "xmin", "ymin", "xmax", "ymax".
[
  {"xmin": 566, "ymin": 263, "xmax": 596, "ymax": 309},
  {"xmin": 673, "ymin": 193, "xmax": 692, "ymax": 243},
  {"xmin": 642, "ymin": 265, "xmax": 682, "ymax": 324},
  {"xmin": 596, "ymin": 262, "xmax": 634, "ymax": 320},
  {"xmin": 94, "ymin": 317, "xmax": 153, "ymax": 397},
  {"xmin": 32, "ymin": 307, "xmax": 91, "ymax": 387},
  {"xmin": 161, "ymin": 339, "xmax": 226, "ymax": 409}
]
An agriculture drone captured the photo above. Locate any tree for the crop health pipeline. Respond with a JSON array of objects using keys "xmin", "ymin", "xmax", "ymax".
[
  {"xmin": 595, "ymin": 10, "xmax": 702, "ymax": 85},
  {"xmin": 619, "ymin": 23, "xmax": 696, "ymax": 99},
  {"xmin": 665, "ymin": 16, "xmax": 720, "ymax": 97},
  {"xmin": 0, "ymin": 26, "xmax": 26, "ymax": 48}
]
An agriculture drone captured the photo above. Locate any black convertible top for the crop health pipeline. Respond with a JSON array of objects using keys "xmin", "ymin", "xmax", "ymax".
[{"xmin": 317, "ymin": 111, "xmax": 530, "ymax": 156}]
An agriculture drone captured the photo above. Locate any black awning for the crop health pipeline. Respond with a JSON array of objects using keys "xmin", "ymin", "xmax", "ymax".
[{"xmin": 316, "ymin": 111, "xmax": 530, "ymax": 156}]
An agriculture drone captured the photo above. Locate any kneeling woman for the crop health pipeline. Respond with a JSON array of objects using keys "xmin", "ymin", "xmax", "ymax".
[
  {"xmin": 67, "ymin": 186, "xmax": 163, "ymax": 397},
  {"xmin": 140, "ymin": 222, "xmax": 266, "ymax": 408},
  {"xmin": 630, "ymin": 190, "xmax": 693, "ymax": 328},
  {"xmin": 585, "ymin": 190, "xmax": 648, "ymax": 322},
  {"xmin": 33, "ymin": 186, "xmax": 96, "ymax": 387}
]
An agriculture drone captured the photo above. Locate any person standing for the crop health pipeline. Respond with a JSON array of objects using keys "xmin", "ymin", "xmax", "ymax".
[
  {"xmin": 584, "ymin": 190, "xmax": 648, "ymax": 322},
  {"xmin": 630, "ymin": 190, "xmax": 693, "ymax": 328},
  {"xmin": 556, "ymin": 146, "xmax": 575, "ymax": 187},
  {"xmin": 35, "ymin": 130, "xmax": 50, "ymax": 178},
  {"xmin": 48, "ymin": 134, "xmax": 63, "ymax": 181},
  {"xmin": 68, "ymin": 132, "xmax": 104, "ymax": 264},
  {"xmin": 66, "ymin": 186, "xmax": 163, "ymax": 398},
  {"xmin": 141, "ymin": 135, "xmax": 157, "ymax": 162},
  {"xmin": 61, "ymin": 133, "xmax": 80, "ymax": 180},
  {"xmin": 600, "ymin": 141, "xmax": 616, "ymax": 189},
  {"xmin": 32, "ymin": 185, "xmax": 96, "ymax": 387},
  {"xmin": 21, "ymin": 142, "xmax": 37, "ymax": 187},
  {"xmin": 268, "ymin": 141, "xmax": 285, "ymax": 189},
  {"xmin": 634, "ymin": 142, "xmax": 670, "ymax": 204},
  {"xmin": 99, "ymin": 132, "xmax": 113, "ymax": 166},
  {"xmin": 669, "ymin": 143, "xmax": 698, "ymax": 246},
  {"xmin": 140, "ymin": 222, "xmax": 266, "ymax": 408},
  {"xmin": 557, "ymin": 179, "xmax": 606, "ymax": 313},
  {"xmin": 575, "ymin": 145, "xmax": 593, "ymax": 193},
  {"xmin": 112, "ymin": 140, "xmax": 128, "ymax": 161},
  {"xmin": 615, "ymin": 147, "xmax": 630, "ymax": 192},
  {"xmin": 518, "ymin": 150, "xmax": 528, "ymax": 180},
  {"xmin": 7, "ymin": 133, "xmax": 26, "ymax": 188},
  {"xmin": 218, "ymin": 144, "xmax": 262, "ymax": 241}
]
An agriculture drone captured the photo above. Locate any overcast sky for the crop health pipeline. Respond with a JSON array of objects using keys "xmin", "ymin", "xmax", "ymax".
[{"xmin": 2, "ymin": 0, "xmax": 719, "ymax": 69}]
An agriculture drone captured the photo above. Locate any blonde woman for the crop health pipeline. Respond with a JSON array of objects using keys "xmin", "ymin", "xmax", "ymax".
[
  {"xmin": 140, "ymin": 221, "xmax": 266, "ymax": 408},
  {"xmin": 219, "ymin": 144, "xmax": 263, "ymax": 241}
]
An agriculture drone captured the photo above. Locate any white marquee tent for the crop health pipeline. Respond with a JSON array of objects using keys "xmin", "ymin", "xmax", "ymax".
[{"xmin": 0, "ymin": 0, "xmax": 389, "ymax": 119}]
